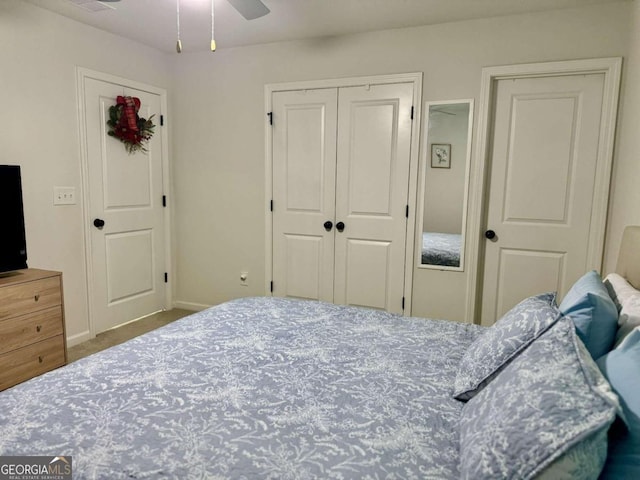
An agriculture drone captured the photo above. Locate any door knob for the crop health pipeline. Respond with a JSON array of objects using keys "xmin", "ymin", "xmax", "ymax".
[
  {"xmin": 485, "ymin": 229, "xmax": 496, "ymax": 240},
  {"xmin": 93, "ymin": 218, "xmax": 105, "ymax": 229},
  {"xmin": 336, "ymin": 221, "xmax": 345, "ymax": 232},
  {"xmin": 323, "ymin": 221, "xmax": 333, "ymax": 231}
]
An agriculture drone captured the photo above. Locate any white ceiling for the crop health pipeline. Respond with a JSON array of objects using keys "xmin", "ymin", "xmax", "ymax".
[{"xmin": 25, "ymin": 0, "xmax": 623, "ymax": 54}]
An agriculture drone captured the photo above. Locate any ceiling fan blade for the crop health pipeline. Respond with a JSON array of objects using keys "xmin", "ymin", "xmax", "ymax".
[
  {"xmin": 227, "ymin": 0, "xmax": 270, "ymax": 20},
  {"xmin": 430, "ymin": 109, "xmax": 456, "ymax": 116}
]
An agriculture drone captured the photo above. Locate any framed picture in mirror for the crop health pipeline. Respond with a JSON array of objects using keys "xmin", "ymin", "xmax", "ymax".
[{"xmin": 431, "ymin": 143, "xmax": 451, "ymax": 168}]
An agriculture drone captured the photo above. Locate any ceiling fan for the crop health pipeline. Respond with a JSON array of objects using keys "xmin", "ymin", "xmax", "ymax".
[
  {"xmin": 99, "ymin": 0, "xmax": 270, "ymax": 21},
  {"xmin": 429, "ymin": 108, "xmax": 456, "ymax": 116},
  {"xmin": 226, "ymin": 0, "xmax": 270, "ymax": 20},
  {"xmin": 99, "ymin": 0, "xmax": 269, "ymax": 52}
]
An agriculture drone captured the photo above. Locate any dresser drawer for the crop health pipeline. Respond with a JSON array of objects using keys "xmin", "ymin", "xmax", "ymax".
[
  {"xmin": 0, "ymin": 335, "xmax": 66, "ymax": 391},
  {"xmin": 0, "ymin": 276, "xmax": 61, "ymax": 320},
  {"xmin": 0, "ymin": 306, "xmax": 64, "ymax": 355}
]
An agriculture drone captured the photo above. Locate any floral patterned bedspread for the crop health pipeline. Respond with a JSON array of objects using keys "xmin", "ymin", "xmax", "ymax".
[
  {"xmin": 421, "ymin": 232, "xmax": 462, "ymax": 267},
  {"xmin": 0, "ymin": 297, "xmax": 483, "ymax": 479}
]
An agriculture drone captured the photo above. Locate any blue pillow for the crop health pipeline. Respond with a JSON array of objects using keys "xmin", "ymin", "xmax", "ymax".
[
  {"xmin": 452, "ymin": 292, "xmax": 561, "ymax": 401},
  {"xmin": 559, "ymin": 270, "xmax": 618, "ymax": 359},
  {"xmin": 596, "ymin": 328, "xmax": 640, "ymax": 479},
  {"xmin": 459, "ymin": 317, "xmax": 620, "ymax": 480}
]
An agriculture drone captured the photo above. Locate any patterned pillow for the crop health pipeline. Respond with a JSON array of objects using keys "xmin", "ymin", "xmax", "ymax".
[
  {"xmin": 458, "ymin": 317, "xmax": 620, "ymax": 480},
  {"xmin": 452, "ymin": 292, "xmax": 560, "ymax": 401},
  {"xmin": 536, "ymin": 428, "xmax": 608, "ymax": 479}
]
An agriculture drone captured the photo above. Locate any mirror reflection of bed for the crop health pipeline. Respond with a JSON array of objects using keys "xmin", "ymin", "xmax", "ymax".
[
  {"xmin": 419, "ymin": 100, "xmax": 473, "ymax": 270},
  {"xmin": 422, "ymin": 231, "xmax": 462, "ymax": 267}
]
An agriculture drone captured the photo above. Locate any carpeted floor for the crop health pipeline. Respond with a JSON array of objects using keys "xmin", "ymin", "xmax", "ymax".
[{"xmin": 67, "ymin": 309, "xmax": 192, "ymax": 362}]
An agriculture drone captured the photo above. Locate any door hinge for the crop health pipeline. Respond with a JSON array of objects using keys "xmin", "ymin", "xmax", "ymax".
[
  {"xmin": 270, "ymin": 199, "xmax": 273, "ymax": 212},
  {"xmin": 267, "ymin": 112, "xmax": 273, "ymax": 125},
  {"xmin": 164, "ymin": 272, "xmax": 168, "ymax": 283},
  {"xmin": 270, "ymin": 281, "xmax": 274, "ymax": 293},
  {"xmin": 402, "ymin": 296, "xmax": 405, "ymax": 310},
  {"xmin": 160, "ymin": 115, "xmax": 164, "ymax": 126},
  {"xmin": 405, "ymin": 204, "xmax": 409, "ymax": 218},
  {"xmin": 410, "ymin": 106, "xmax": 414, "ymax": 120},
  {"xmin": 162, "ymin": 195, "xmax": 167, "ymax": 207}
]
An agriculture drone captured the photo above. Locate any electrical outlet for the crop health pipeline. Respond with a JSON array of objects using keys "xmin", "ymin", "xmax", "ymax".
[
  {"xmin": 240, "ymin": 271, "xmax": 249, "ymax": 286},
  {"xmin": 53, "ymin": 186, "xmax": 76, "ymax": 205}
]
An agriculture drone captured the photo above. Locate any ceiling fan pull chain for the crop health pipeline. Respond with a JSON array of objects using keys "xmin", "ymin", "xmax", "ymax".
[
  {"xmin": 211, "ymin": 0, "xmax": 216, "ymax": 52},
  {"xmin": 176, "ymin": 0, "xmax": 182, "ymax": 53}
]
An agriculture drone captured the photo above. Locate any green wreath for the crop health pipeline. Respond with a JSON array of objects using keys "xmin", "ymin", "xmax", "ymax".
[{"xmin": 107, "ymin": 96, "xmax": 155, "ymax": 154}]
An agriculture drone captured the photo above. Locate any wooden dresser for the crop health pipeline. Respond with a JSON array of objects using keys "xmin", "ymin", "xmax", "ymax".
[{"xmin": 0, "ymin": 269, "xmax": 67, "ymax": 391}]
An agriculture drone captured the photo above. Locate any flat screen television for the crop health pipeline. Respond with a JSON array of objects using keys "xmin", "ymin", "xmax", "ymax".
[{"xmin": 0, "ymin": 165, "xmax": 28, "ymax": 274}]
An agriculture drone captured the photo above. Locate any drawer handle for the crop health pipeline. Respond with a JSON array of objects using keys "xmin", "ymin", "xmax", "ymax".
[
  {"xmin": 34, "ymin": 294, "xmax": 40, "ymax": 302},
  {"xmin": 38, "ymin": 356, "xmax": 43, "ymax": 363},
  {"xmin": 36, "ymin": 325, "xmax": 42, "ymax": 332}
]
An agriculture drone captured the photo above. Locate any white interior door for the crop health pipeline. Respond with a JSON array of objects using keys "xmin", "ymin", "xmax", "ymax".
[
  {"xmin": 272, "ymin": 88, "xmax": 338, "ymax": 301},
  {"xmin": 84, "ymin": 77, "xmax": 166, "ymax": 333},
  {"xmin": 480, "ymin": 73, "xmax": 605, "ymax": 325},
  {"xmin": 271, "ymin": 81, "xmax": 414, "ymax": 313},
  {"xmin": 334, "ymin": 83, "xmax": 414, "ymax": 313}
]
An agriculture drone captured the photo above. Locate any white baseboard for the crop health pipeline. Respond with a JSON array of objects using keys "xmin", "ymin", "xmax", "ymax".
[
  {"xmin": 173, "ymin": 300, "xmax": 212, "ymax": 312},
  {"xmin": 66, "ymin": 303, "xmax": 211, "ymax": 347},
  {"xmin": 66, "ymin": 330, "xmax": 93, "ymax": 348}
]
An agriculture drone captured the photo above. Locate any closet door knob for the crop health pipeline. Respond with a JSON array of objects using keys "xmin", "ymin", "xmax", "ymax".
[
  {"xmin": 323, "ymin": 221, "xmax": 333, "ymax": 231},
  {"xmin": 93, "ymin": 218, "xmax": 105, "ymax": 229},
  {"xmin": 485, "ymin": 229, "xmax": 496, "ymax": 240},
  {"xmin": 336, "ymin": 221, "xmax": 345, "ymax": 232}
]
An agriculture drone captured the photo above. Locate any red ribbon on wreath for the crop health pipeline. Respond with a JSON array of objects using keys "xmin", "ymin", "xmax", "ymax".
[
  {"xmin": 107, "ymin": 96, "xmax": 155, "ymax": 154},
  {"xmin": 118, "ymin": 95, "xmax": 141, "ymax": 132}
]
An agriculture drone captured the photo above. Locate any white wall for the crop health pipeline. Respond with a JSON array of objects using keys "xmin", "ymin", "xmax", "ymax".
[
  {"xmin": 604, "ymin": 0, "xmax": 640, "ymax": 275},
  {"xmin": 171, "ymin": 3, "xmax": 631, "ymax": 321},
  {"xmin": 2, "ymin": 1, "xmax": 636, "ymax": 339},
  {"xmin": 0, "ymin": 1, "xmax": 171, "ymax": 343}
]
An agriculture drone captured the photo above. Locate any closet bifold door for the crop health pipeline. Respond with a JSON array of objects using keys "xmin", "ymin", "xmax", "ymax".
[
  {"xmin": 271, "ymin": 82, "xmax": 414, "ymax": 313},
  {"xmin": 333, "ymin": 83, "xmax": 414, "ymax": 313},
  {"xmin": 272, "ymin": 88, "xmax": 338, "ymax": 302}
]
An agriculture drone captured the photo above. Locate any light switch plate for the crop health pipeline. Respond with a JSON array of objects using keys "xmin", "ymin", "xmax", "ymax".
[{"xmin": 54, "ymin": 186, "xmax": 76, "ymax": 205}]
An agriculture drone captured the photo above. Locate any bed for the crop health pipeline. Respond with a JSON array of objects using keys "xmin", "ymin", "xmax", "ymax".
[
  {"xmin": 0, "ymin": 227, "xmax": 639, "ymax": 479},
  {"xmin": 421, "ymin": 231, "xmax": 461, "ymax": 267}
]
